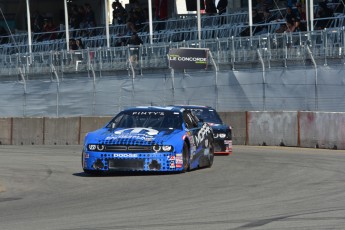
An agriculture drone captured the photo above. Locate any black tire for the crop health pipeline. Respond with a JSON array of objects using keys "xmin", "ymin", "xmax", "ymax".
[
  {"xmin": 182, "ymin": 142, "xmax": 190, "ymax": 173},
  {"xmin": 83, "ymin": 169, "xmax": 104, "ymax": 176},
  {"xmin": 208, "ymin": 141, "xmax": 214, "ymax": 168}
]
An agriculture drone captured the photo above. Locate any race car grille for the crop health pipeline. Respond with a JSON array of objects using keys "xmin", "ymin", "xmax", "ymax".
[
  {"xmin": 108, "ymin": 159, "xmax": 145, "ymax": 170},
  {"xmin": 105, "ymin": 145, "xmax": 151, "ymax": 152},
  {"xmin": 213, "ymin": 141, "xmax": 224, "ymax": 152}
]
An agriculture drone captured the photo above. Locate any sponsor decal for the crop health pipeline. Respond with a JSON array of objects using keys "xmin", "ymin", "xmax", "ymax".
[
  {"xmin": 176, "ymin": 164, "xmax": 183, "ymax": 168},
  {"xmin": 113, "ymin": 153, "xmax": 138, "ymax": 158},
  {"xmin": 132, "ymin": 111, "xmax": 165, "ymax": 116},
  {"xmin": 175, "ymin": 153, "xmax": 183, "ymax": 165},
  {"xmin": 168, "ymin": 156, "xmax": 176, "ymax": 161},
  {"xmin": 194, "ymin": 124, "xmax": 212, "ymax": 146},
  {"xmin": 224, "ymin": 140, "xmax": 232, "ymax": 152},
  {"xmin": 105, "ymin": 128, "xmax": 159, "ymax": 141},
  {"xmin": 169, "ymin": 162, "xmax": 175, "ymax": 169}
]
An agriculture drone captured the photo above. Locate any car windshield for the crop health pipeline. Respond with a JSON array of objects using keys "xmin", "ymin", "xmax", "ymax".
[
  {"xmin": 107, "ymin": 110, "xmax": 182, "ymax": 130},
  {"xmin": 190, "ymin": 108, "xmax": 222, "ymax": 123}
]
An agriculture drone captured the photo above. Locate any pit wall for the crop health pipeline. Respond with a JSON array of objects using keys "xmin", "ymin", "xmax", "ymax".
[{"xmin": 1, "ymin": 112, "xmax": 345, "ymax": 150}]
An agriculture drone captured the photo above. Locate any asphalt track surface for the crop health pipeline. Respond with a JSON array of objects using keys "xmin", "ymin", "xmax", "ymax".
[{"xmin": 1, "ymin": 145, "xmax": 345, "ymax": 230}]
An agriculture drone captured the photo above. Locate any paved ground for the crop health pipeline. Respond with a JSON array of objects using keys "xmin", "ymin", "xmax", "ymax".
[{"xmin": 1, "ymin": 145, "xmax": 345, "ymax": 230}]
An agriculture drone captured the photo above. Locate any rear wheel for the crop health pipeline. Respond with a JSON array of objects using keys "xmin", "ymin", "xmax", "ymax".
[{"xmin": 182, "ymin": 142, "xmax": 190, "ymax": 173}]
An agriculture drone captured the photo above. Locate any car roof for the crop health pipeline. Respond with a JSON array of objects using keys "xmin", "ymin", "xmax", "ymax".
[
  {"xmin": 172, "ymin": 105, "xmax": 215, "ymax": 110},
  {"xmin": 122, "ymin": 106, "xmax": 184, "ymax": 113}
]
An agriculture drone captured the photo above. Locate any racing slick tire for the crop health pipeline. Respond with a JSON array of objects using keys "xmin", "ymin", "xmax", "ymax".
[
  {"xmin": 208, "ymin": 141, "xmax": 215, "ymax": 168},
  {"xmin": 182, "ymin": 142, "xmax": 190, "ymax": 173}
]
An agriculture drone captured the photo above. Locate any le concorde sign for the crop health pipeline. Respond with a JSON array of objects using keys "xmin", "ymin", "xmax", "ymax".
[{"xmin": 168, "ymin": 48, "xmax": 209, "ymax": 69}]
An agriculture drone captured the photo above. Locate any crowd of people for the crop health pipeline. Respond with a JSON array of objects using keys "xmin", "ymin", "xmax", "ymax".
[
  {"xmin": 0, "ymin": 0, "xmax": 344, "ymax": 49},
  {"xmin": 69, "ymin": 3, "xmax": 96, "ymax": 30},
  {"xmin": 112, "ymin": 0, "xmax": 148, "ymax": 34},
  {"xmin": 241, "ymin": 0, "xmax": 341, "ymax": 36},
  {"xmin": 30, "ymin": 3, "xmax": 97, "ymax": 42}
]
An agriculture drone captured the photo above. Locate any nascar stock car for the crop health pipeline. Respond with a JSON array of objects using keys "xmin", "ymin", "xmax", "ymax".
[
  {"xmin": 173, "ymin": 105, "xmax": 232, "ymax": 155},
  {"xmin": 82, "ymin": 106, "xmax": 215, "ymax": 174}
]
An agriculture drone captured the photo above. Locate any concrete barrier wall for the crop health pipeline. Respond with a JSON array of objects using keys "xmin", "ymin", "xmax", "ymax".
[
  {"xmin": 79, "ymin": 116, "xmax": 112, "ymax": 144},
  {"xmin": 1, "ymin": 112, "xmax": 345, "ymax": 150},
  {"xmin": 218, "ymin": 112, "xmax": 247, "ymax": 145},
  {"xmin": 299, "ymin": 112, "xmax": 345, "ymax": 149},
  {"xmin": 12, "ymin": 118, "xmax": 44, "ymax": 145},
  {"xmin": 44, "ymin": 117, "xmax": 81, "ymax": 145},
  {"xmin": 247, "ymin": 111, "xmax": 298, "ymax": 147},
  {"xmin": 0, "ymin": 118, "xmax": 12, "ymax": 145}
]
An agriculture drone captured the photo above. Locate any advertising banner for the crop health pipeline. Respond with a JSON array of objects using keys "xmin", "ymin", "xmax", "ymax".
[{"xmin": 168, "ymin": 48, "xmax": 208, "ymax": 70}]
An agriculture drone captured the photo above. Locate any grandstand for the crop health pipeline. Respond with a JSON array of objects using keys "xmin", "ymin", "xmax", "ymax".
[
  {"xmin": 0, "ymin": 2, "xmax": 344, "ymax": 77},
  {"xmin": 0, "ymin": 2, "xmax": 345, "ymax": 116},
  {"xmin": 0, "ymin": 5, "xmax": 345, "ymax": 75}
]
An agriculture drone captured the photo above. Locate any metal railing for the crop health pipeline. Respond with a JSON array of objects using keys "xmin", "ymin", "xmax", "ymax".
[{"xmin": 0, "ymin": 27, "xmax": 344, "ymax": 78}]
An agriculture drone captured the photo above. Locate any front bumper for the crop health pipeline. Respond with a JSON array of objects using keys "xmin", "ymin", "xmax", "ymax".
[
  {"xmin": 213, "ymin": 139, "xmax": 232, "ymax": 154},
  {"xmin": 82, "ymin": 150, "xmax": 184, "ymax": 172}
]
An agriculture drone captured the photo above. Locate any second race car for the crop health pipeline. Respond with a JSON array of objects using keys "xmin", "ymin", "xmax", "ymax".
[{"xmin": 173, "ymin": 105, "xmax": 232, "ymax": 155}]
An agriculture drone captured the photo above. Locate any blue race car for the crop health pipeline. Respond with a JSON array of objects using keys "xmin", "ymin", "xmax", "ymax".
[
  {"xmin": 82, "ymin": 106, "xmax": 214, "ymax": 174},
  {"xmin": 173, "ymin": 105, "xmax": 232, "ymax": 155}
]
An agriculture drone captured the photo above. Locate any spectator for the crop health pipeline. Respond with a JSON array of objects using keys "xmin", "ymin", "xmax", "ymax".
[
  {"xmin": 294, "ymin": 17, "xmax": 307, "ymax": 32},
  {"xmin": 295, "ymin": 2, "xmax": 306, "ymax": 21},
  {"xmin": 112, "ymin": 0, "xmax": 128, "ymax": 25},
  {"xmin": 285, "ymin": 19, "xmax": 296, "ymax": 32},
  {"xmin": 285, "ymin": 7, "xmax": 297, "ymax": 23},
  {"xmin": 75, "ymin": 39, "xmax": 84, "ymax": 50},
  {"xmin": 216, "ymin": 0, "xmax": 228, "ymax": 15},
  {"xmin": 126, "ymin": 2, "xmax": 146, "ymax": 34},
  {"xmin": 127, "ymin": 32, "xmax": 143, "ymax": 64},
  {"xmin": 205, "ymin": 0, "xmax": 217, "ymax": 16},
  {"xmin": 69, "ymin": 38, "xmax": 77, "ymax": 50},
  {"xmin": 255, "ymin": 9, "xmax": 276, "ymax": 35}
]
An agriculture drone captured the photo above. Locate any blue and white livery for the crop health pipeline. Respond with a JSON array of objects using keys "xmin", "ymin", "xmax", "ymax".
[{"xmin": 82, "ymin": 106, "xmax": 214, "ymax": 174}]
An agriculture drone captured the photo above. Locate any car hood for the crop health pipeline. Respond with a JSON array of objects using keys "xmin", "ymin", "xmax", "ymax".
[
  {"xmin": 206, "ymin": 123, "xmax": 231, "ymax": 132},
  {"xmin": 86, "ymin": 127, "xmax": 183, "ymax": 145}
]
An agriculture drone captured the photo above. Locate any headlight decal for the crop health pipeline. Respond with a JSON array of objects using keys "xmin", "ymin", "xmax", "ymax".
[
  {"xmin": 88, "ymin": 144, "xmax": 106, "ymax": 151},
  {"xmin": 152, "ymin": 145, "xmax": 173, "ymax": 152}
]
